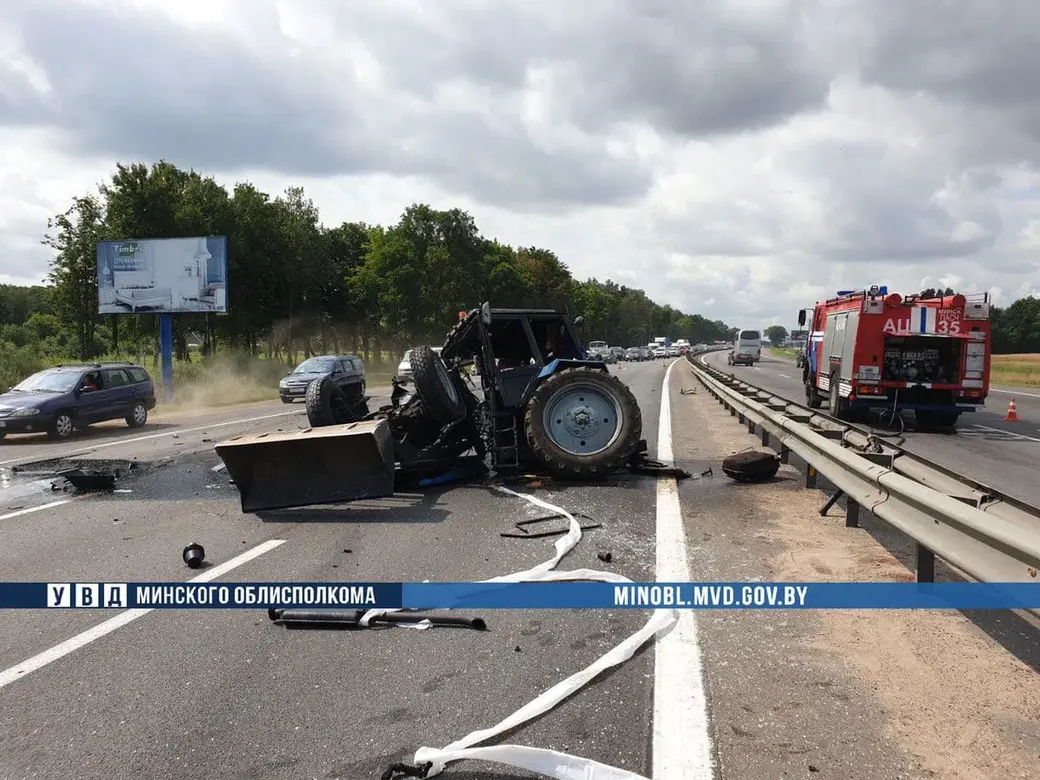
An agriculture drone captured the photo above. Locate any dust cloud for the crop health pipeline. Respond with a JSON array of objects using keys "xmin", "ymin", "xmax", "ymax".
[{"xmin": 155, "ymin": 354, "xmax": 287, "ymax": 416}]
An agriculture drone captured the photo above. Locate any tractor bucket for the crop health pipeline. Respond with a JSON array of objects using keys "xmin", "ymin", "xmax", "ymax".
[{"xmin": 215, "ymin": 418, "xmax": 396, "ymax": 513}]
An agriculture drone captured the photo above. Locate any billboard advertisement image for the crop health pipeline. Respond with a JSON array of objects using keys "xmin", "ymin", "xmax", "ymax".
[{"xmin": 97, "ymin": 236, "xmax": 228, "ymax": 314}]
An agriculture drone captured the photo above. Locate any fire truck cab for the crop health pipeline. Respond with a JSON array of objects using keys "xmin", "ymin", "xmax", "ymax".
[{"xmin": 798, "ymin": 285, "xmax": 991, "ymax": 429}]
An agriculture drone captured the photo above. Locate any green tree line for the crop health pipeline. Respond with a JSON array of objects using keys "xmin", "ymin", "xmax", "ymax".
[{"xmin": 0, "ymin": 160, "xmax": 737, "ymax": 390}]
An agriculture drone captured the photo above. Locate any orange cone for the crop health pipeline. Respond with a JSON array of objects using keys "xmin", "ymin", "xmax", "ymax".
[{"xmin": 1005, "ymin": 397, "xmax": 1019, "ymax": 421}]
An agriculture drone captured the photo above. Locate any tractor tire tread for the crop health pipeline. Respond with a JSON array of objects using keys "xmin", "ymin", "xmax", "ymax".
[{"xmin": 410, "ymin": 345, "xmax": 466, "ymax": 425}]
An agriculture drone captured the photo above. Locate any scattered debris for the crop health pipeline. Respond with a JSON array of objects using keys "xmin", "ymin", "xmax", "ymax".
[
  {"xmin": 597, "ymin": 551, "xmax": 613, "ymax": 563},
  {"xmin": 211, "ymin": 463, "xmax": 226, "ymax": 473},
  {"xmin": 514, "ymin": 645, "xmax": 521, "ymax": 652},
  {"xmin": 381, "ymin": 761, "xmax": 433, "ymax": 780},
  {"xmin": 268, "ymin": 609, "xmax": 486, "ymax": 631},
  {"xmin": 721, "ymin": 450, "xmax": 780, "ymax": 483},
  {"xmin": 56, "ymin": 469, "xmax": 116, "ymax": 493},
  {"xmin": 202, "ymin": 438, "xmax": 213, "ymax": 443},
  {"xmin": 501, "ymin": 512, "xmax": 601, "ymax": 539},
  {"xmin": 679, "ymin": 387, "xmax": 697, "ymax": 395},
  {"xmin": 626, "ymin": 456, "xmax": 692, "ymax": 479},
  {"xmin": 701, "ymin": 466, "xmax": 713, "ymax": 478},
  {"xmin": 343, "ymin": 548, "xmax": 353, "ymax": 554},
  {"xmin": 182, "ymin": 542, "xmax": 205, "ymax": 569}
]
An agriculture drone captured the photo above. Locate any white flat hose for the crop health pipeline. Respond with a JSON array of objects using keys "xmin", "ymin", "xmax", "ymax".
[{"xmin": 362, "ymin": 485, "xmax": 678, "ymax": 779}]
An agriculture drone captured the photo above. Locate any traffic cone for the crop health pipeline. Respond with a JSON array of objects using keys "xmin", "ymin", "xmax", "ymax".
[{"xmin": 1005, "ymin": 398, "xmax": 1019, "ymax": 421}]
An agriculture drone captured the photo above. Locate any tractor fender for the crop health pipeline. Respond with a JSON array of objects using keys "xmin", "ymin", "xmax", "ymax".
[{"xmin": 536, "ymin": 358, "xmax": 608, "ymax": 379}]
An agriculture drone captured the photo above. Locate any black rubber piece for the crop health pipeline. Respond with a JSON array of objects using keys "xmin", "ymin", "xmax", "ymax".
[
  {"xmin": 524, "ymin": 367, "xmax": 643, "ymax": 480},
  {"xmin": 409, "ymin": 345, "xmax": 466, "ymax": 425},
  {"xmin": 721, "ymin": 450, "xmax": 780, "ymax": 483}
]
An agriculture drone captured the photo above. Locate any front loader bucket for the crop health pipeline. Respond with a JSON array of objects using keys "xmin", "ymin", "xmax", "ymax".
[{"xmin": 215, "ymin": 419, "xmax": 396, "ymax": 513}]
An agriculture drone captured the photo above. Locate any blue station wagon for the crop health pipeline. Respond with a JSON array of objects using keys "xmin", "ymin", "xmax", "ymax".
[{"xmin": 0, "ymin": 362, "xmax": 157, "ymax": 440}]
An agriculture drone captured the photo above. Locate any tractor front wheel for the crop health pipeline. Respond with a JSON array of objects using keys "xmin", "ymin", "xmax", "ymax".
[{"xmin": 524, "ymin": 367, "xmax": 642, "ymax": 479}]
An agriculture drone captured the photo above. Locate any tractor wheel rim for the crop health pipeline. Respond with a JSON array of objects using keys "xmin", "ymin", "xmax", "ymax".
[
  {"xmin": 543, "ymin": 382, "xmax": 623, "ymax": 456},
  {"xmin": 56, "ymin": 415, "xmax": 73, "ymax": 436},
  {"xmin": 133, "ymin": 404, "xmax": 147, "ymax": 424}
]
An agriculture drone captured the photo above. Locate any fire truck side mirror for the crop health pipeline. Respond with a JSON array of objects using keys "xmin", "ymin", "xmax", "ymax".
[{"xmin": 797, "ymin": 310, "xmax": 806, "ymax": 327}]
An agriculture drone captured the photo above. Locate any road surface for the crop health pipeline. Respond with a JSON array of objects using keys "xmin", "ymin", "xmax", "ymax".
[{"xmin": 0, "ymin": 361, "xmax": 1035, "ymax": 780}]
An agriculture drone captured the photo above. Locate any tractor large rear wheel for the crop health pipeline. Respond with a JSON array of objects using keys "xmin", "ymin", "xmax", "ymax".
[{"xmin": 524, "ymin": 367, "xmax": 642, "ymax": 479}]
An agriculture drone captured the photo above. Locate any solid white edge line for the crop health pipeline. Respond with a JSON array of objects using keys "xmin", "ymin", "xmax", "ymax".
[
  {"xmin": 0, "ymin": 500, "xmax": 71, "ymax": 521},
  {"xmin": 653, "ymin": 359, "xmax": 715, "ymax": 779},
  {"xmin": 0, "ymin": 538, "xmax": 287, "ymax": 690}
]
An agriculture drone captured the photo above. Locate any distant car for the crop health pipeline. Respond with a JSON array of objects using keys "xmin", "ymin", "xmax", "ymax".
[
  {"xmin": 624, "ymin": 347, "xmax": 642, "ymax": 361},
  {"xmin": 610, "ymin": 346, "xmax": 626, "ymax": 362},
  {"xmin": 652, "ymin": 346, "xmax": 668, "ymax": 358},
  {"xmin": 396, "ymin": 347, "xmax": 442, "ymax": 382},
  {"xmin": 0, "ymin": 362, "xmax": 156, "ymax": 440},
  {"xmin": 728, "ymin": 349, "xmax": 755, "ymax": 367},
  {"xmin": 280, "ymin": 355, "xmax": 366, "ymax": 403},
  {"xmin": 667, "ymin": 346, "xmax": 680, "ymax": 357}
]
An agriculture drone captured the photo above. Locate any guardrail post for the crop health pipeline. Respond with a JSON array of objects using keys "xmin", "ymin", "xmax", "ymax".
[
  {"xmin": 778, "ymin": 446, "xmax": 790, "ymax": 464},
  {"xmin": 738, "ymin": 411, "xmax": 745, "ymax": 423},
  {"xmin": 916, "ymin": 544, "xmax": 935, "ymax": 582},
  {"xmin": 761, "ymin": 429, "xmax": 770, "ymax": 447},
  {"xmin": 805, "ymin": 465, "xmax": 817, "ymax": 489},
  {"xmin": 845, "ymin": 498, "xmax": 860, "ymax": 528},
  {"xmin": 747, "ymin": 419, "xmax": 755, "ymax": 434}
]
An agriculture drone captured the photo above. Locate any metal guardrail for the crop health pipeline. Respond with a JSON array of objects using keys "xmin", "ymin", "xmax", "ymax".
[{"xmin": 684, "ymin": 352, "xmax": 1040, "ymax": 604}]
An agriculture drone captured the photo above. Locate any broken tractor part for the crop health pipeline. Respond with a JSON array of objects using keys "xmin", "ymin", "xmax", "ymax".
[
  {"xmin": 215, "ymin": 419, "xmax": 396, "ymax": 512},
  {"xmin": 721, "ymin": 450, "xmax": 781, "ymax": 483},
  {"xmin": 182, "ymin": 543, "xmax": 205, "ymax": 568},
  {"xmin": 56, "ymin": 469, "xmax": 116, "ymax": 493},
  {"xmin": 267, "ymin": 609, "xmax": 487, "ymax": 630}
]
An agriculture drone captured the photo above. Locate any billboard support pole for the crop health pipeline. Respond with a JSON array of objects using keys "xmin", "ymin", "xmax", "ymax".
[{"xmin": 159, "ymin": 313, "xmax": 174, "ymax": 402}]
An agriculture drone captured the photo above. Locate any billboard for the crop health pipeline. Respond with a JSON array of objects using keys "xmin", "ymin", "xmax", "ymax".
[{"xmin": 97, "ymin": 236, "xmax": 228, "ymax": 314}]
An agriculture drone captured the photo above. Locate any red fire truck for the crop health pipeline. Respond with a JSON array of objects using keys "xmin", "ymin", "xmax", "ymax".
[{"xmin": 798, "ymin": 285, "xmax": 991, "ymax": 429}]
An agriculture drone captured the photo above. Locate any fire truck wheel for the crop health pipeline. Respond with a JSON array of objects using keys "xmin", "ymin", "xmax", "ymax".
[
  {"xmin": 828, "ymin": 376, "xmax": 848, "ymax": 420},
  {"xmin": 805, "ymin": 376, "xmax": 823, "ymax": 409},
  {"xmin": 916, "ymin": 411, "xmax": 960, "ymax": 430}
]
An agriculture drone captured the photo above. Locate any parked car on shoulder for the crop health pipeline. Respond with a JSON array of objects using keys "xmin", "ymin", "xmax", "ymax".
[
  {"xmin": 280, "ymin": 355, "xmax": 366, "ymax": 403},
  {"xmin": 396, "ymin": 347, "xmax": 442, "ymax": 382},
  {"xmin": 0, "ymin": 362, "xmax": 156, "ymax": 440}
]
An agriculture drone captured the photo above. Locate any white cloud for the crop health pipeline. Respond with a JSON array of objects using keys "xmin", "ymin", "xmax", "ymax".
[{"xmin": 1, "ymin": 0, "xmax": 1040, "ymax": 331}]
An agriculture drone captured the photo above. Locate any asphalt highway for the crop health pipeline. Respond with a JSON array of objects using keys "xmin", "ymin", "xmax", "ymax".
[
  {"xmin": 0, "ymin": 361, "xmax": 1035, "ymax": 780},
  {"xmin": 704, "ymin": 350, "xmax": 1040, "ymax": 506}
]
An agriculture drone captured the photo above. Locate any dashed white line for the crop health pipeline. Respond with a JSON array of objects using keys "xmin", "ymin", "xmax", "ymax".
[
  {"xmin": 653, "ymin": 359, "xmax": 715, "ymax": 780},
  {"xmin": 0, "ymin": 409, "xmax": 302, "ymax": 468},
  {"xmin": 0, "ymin": 538, "xmax": 287, "ymax": 690},
  {"xmin": 778, "ymin": 373, "xmax": 792, "ymax": 379}
]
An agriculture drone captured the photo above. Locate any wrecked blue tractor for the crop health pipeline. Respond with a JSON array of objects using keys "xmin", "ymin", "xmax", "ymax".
[{"xmin": 216, "ymin": 303, "xmax": 650, "ymax": 512}]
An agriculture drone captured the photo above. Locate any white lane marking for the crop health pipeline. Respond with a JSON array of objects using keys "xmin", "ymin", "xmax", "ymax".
[
  {"xmin": 989, "ymin": 387, "xmax": 1040, "ymax": 398},
  {"xmin": 778, "ymin": 373, "xmax": 792, "ymax": 379},
  {"xmin": 0, "ymin": 538, "xmax": 287, "ymax": 690},
  {"xmin": 0, "ymin": 500, "xmax": 71, "ymax": 521},
  {"xmin": 654, "ymin": 359, "xmax": 715, "ymax": 779},
  {"xmin": 967, "ymin": 423, "xmax": 1040, "ymax": 443},
  {"xmin": 0, "ymin": 409, "xmax": 302, "ymax": 467}
]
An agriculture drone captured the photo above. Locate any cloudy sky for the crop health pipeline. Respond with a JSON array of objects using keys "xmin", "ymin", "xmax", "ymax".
[{"xmin": 2, "ymin": 0, "xmax": 1039, "ymax": 329}]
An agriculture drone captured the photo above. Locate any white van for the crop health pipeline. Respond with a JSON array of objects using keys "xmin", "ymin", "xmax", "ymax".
[{"xmin": 729, "ymin": 329, "xmax": 761, "ymax": 366}]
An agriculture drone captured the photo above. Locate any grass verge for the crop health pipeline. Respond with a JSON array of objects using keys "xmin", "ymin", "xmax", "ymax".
[
  {"xmin": 990, "ymin": 354, "xmax": 1040, "ymax": 389},
  {"xmin": 768, "ymin": 347, "xmax": 801, "ymax": 360}
]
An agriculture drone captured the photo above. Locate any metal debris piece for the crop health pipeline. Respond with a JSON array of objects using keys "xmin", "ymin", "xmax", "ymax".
[
  {"xmin": 501, "ymin": 512, "xmax": 600, "ymax": 539},
  {"xmin": 182, "ymin": 542, "xmax": 205, "ymax": 568},
  {"xmin": 56, "ymin": 469, "xmax": 116, "ymax": 493},
  {"xmin": 721, "ymin": 450, "xmax": 780, "ymax": 483},
  {"xmin": 268, "ymin": 608, "xmax": 486, "ymax": 630}
]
